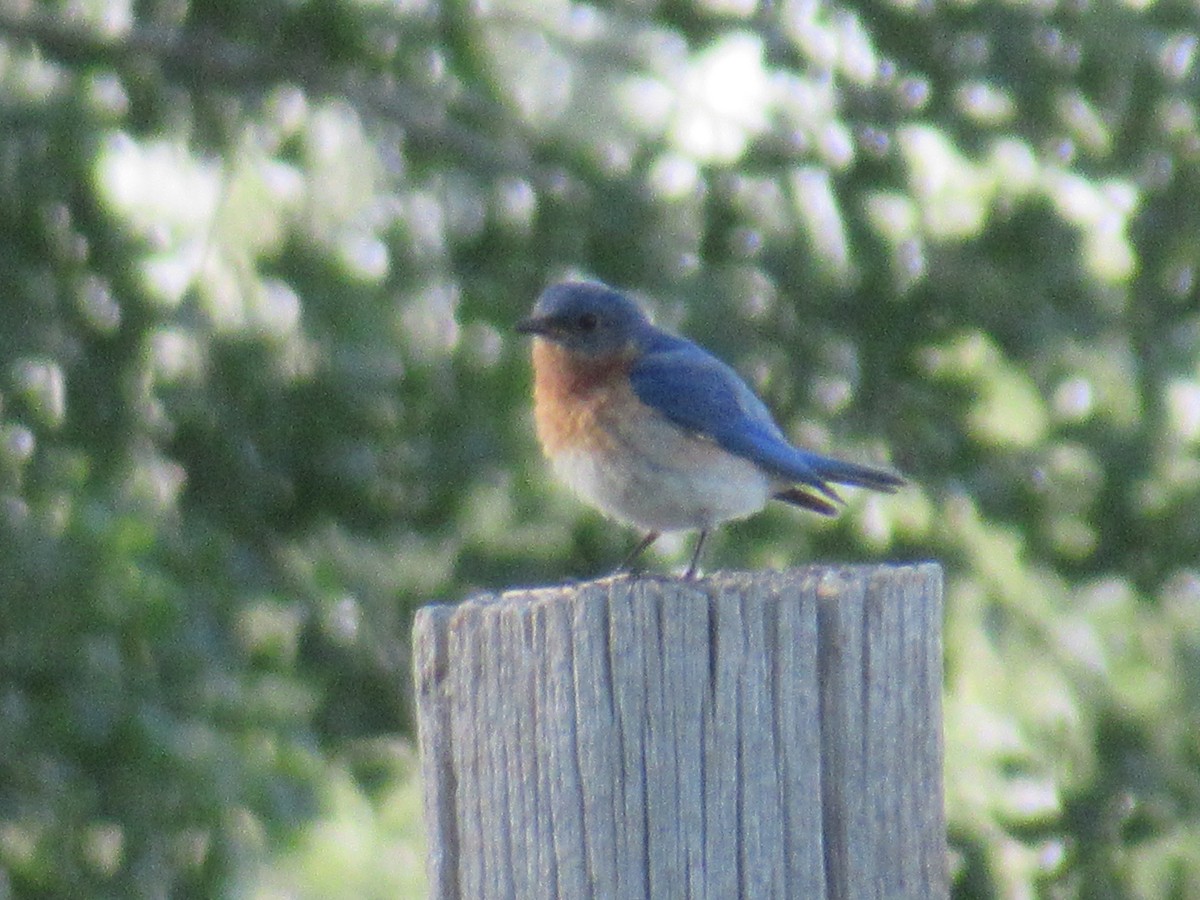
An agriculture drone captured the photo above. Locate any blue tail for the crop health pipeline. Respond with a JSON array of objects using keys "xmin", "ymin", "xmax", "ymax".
[
  {"xmin": 796, "ymin": 451, "xmax": 905, "ymax": 493},
  {"xmin": 736, "ymin": 432, "xmax": 904, "ymax": 505}
]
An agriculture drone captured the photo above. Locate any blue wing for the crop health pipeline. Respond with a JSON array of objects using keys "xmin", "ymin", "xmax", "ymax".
[{"xmin": 629, "ymin": 340, "xmax": 903, "ymax": 500}]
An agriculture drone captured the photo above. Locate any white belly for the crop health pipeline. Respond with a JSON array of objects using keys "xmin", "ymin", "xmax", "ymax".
[{"xmin": 549, "ymin": 423, "xmax": 773, "ymax": 533}]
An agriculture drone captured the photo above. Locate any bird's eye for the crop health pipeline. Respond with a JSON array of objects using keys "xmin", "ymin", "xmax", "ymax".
[{"xmin": 577, "ymin": 312, "xmax": 599, "ymax": 332}]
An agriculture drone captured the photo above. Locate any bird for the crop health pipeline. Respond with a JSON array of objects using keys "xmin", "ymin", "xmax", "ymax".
[{"xmin": 516, "ymin": 280, "xmax": 904, "ymax": 578}]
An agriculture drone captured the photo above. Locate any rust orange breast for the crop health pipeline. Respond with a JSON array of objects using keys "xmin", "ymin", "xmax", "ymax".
[{"xmin": 530, "ymin": 341, "xmax": 639, "ymax": 455}]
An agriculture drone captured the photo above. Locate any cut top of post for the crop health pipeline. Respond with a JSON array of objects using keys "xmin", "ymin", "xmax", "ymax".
[{"xmin": 414, "ymin": 563, "xmax": 946, "ymax": 900}]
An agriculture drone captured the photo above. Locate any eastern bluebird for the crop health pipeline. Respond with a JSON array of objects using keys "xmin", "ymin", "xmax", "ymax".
[{"xmin": 517, "ymin": 280, "xmax": 904, "ymax": 577}]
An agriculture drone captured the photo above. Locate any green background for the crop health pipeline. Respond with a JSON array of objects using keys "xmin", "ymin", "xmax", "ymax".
[{"xmin": 1, "ymin": 0, "xmax": 1199, "ymax": 896}]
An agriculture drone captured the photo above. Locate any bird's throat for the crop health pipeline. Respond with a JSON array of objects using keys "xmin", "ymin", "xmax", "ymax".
[{"xmin": 530, "ymin": 341, "xmax": 636, "ymax": 455}]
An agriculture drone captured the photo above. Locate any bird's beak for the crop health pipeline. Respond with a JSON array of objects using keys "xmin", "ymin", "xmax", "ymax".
[{"xmin": 516, "ymin": 316, "xmax": 552, "ymax": 337}]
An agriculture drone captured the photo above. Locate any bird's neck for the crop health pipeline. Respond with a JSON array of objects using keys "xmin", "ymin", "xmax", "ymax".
[
  {"xmin": 529, "ymin": 340, "xmax": 640, "ymax": 455},
  {"xmin": 531, "ymin": 341, "xmax": 637, "ymax": 398}
]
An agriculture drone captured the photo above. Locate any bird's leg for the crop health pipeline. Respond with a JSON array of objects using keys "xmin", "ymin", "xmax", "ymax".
[
  {"xmin": 614, "ymin": 531, "xmax": 659, "ymax": 576},
  {"xmin": 684, "ymin": 530, "xmax": 709, "ymax": 580}
]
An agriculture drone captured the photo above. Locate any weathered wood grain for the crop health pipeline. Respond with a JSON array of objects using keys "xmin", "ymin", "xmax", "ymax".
[{"xmin": 414, "ymin": 563, "xmax": 945, "ymax": 899}]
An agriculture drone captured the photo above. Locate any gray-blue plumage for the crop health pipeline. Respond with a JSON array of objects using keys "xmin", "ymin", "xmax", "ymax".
[{"xmin": 629, "ymin": 336, "xmax": 903, "ymax": 504}]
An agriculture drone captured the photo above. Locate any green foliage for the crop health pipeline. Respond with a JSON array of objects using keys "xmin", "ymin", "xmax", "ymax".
[{"xmin": 1, "ymin": 0, "xmax": 1199, "ymax": 895}]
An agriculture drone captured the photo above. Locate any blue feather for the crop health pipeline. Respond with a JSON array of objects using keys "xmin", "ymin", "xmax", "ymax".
[{"xmin": 629, "ymin": 342, "xmax": 902, "ymax": 499}]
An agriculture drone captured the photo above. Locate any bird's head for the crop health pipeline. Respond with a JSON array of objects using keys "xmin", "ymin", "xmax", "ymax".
[{"xmin": 517, "ymin": 281, "xmax": 651, "ymax": 358}]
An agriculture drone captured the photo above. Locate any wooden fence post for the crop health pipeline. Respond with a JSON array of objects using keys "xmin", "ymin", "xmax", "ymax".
[{"xmin": 414, "ymin": 563, "xmax": 945, "ymax": 899}]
